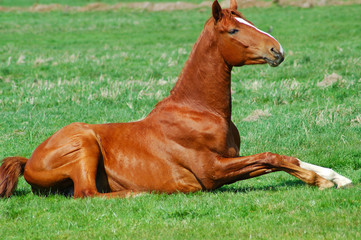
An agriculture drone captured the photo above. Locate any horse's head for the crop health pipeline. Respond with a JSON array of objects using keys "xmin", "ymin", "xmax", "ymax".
[{"xmin": 211, "ymin": 0, "xmax": 284, "ymax": 67}]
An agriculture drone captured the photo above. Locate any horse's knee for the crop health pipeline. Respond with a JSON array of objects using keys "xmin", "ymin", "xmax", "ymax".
[
  {"xmin": 262, "ymin": 152, "xmax": 300, "ymax": 167},
  {"xmin": 258, "ymin": 152, "xmax": 278, "ymax": 166}
]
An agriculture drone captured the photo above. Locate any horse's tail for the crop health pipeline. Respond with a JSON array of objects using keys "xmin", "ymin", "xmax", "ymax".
[{"xmin": 0, "ymin": 156, "xmax": 28, "ymax": 198}]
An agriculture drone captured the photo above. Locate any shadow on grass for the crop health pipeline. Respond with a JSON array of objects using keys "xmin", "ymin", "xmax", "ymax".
[
  {"xmin": 11, "ymin": 180, "xmax": 307, "ymax": 198},
  {"xmin": 13, "ymin": 189, "xmax": 32, "ymax": 197},
  {"xmin": 13, "ymin": 188, "xmax": 75, "ymax": 199},
  {"xmin": 214, "ymin": 180, "xmax": 305, "ymax": 194}
]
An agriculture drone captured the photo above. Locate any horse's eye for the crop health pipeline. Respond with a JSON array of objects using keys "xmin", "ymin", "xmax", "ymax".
[{"xmin": 228, "ymin": 29, "xmax": 239, "ymax": 35}]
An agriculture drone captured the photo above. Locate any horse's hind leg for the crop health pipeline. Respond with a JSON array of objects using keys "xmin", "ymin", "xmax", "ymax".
[
  {"xmin": 57, "ymin": 130, "xmax": 114, "ymax": 198},
  {"xmin": 24, "ymin": 124, "xmax": 107, "ymax": 198},
  {"xmin": 26, "ymin": 151, "xmax": 100, "ymax": 198},
  {"xmin": 25, "ymin": 162, "xmax": 76, "ymax": 196},
  {"xmin": 69, "ymin": 138, "xmax": 101, "ymax": 198}
]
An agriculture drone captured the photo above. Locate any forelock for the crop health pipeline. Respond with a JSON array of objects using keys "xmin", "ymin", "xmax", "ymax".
[{"xmin": 222, "ymin": 9, "xmax": 245, "ymax": 20}]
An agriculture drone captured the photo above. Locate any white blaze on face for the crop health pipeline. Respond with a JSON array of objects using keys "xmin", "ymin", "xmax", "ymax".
[{"xmin": 235, "ymin": 17, "xmax": 284, "ymax": 55}]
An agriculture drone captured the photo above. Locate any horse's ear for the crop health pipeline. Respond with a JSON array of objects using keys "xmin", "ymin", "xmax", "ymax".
[
  {"xmin": 212, "ymin": 0, "xmax": 222, "ymax": 22},
  {"xmin": 230, "ymin": 0, "xmax": 238, "ymax": 10}
]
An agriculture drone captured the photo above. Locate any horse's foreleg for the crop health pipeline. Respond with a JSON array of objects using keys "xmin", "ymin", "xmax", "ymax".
[
  {"xmin": 212, "ymin": 152, "xmax": 335, "ymax": 189},
  {"xmin": 297, "ymin": 160, "xmax": 352, "ymax": 188}
]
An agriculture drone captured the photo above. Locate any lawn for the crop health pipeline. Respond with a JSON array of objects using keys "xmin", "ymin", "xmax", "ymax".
[{"xmin": 0, "ymin": 2, "xmax": 360, "ymax": 239}]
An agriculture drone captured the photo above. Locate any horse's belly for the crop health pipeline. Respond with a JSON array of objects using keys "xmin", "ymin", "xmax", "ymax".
[
  {"xmin": 94, "ymin": 122, "xmax": 203, "ymax": 193},
  {"xmin": 106, "ymin": 161, "xmax": 203, "ymax": 193}
]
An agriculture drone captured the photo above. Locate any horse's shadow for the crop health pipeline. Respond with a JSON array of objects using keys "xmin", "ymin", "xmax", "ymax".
[
  {"xmin": 12, "ymin": 180, "xmax": 305, "ymax": 198},
  {"xmin": 213, "ymin": 180, "xmax": 305, "ymax": 194},
  {"xmin": 12, "ymin": 189, "xmax": 32, "ymax": 197}
]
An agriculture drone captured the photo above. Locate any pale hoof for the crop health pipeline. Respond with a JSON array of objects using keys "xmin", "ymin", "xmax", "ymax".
[{"xmin": 335, "ymin": 177, "xmax": 353, "ymax": 189}]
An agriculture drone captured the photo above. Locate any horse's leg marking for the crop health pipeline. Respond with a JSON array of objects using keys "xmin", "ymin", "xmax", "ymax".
[{"xmin": 297, "ymin": 159, "xmax": 352, "ymax": 188}]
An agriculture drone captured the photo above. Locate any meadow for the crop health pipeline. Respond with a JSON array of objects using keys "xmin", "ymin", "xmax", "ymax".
[{"xmin": 1, "ymin": 1, "xmax": 360, "ymax": 239}]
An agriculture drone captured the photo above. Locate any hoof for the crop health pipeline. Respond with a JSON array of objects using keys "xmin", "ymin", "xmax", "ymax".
[
  {"xmin": 317, "ymin": 178, "xmax": 334, "ymax": 190},
  {"xmin": 335, "ymin": 177, "xmax": 353, "ymax": 189}
]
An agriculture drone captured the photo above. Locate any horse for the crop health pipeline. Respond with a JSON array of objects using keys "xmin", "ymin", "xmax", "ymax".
[{"xmin": 0, "ymin": 0, "xmax": 352, "ymax": 198}]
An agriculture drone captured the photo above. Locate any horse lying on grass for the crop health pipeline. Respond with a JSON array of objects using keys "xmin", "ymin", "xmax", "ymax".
[{"xmin": 0, "ymin": 0, "xmax": 352, "ymax": 198}]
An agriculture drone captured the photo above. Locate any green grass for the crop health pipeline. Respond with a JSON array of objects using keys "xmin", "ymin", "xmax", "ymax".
[
  {"xmin": 1, "ymin": 3, "xmax": 361, "ymax": 239},
  {"xmin": 1, "ymin": 188, "xmax": 360, "ymax": 239}
]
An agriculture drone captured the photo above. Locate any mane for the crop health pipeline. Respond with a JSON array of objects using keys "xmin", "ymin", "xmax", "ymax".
[{"xmin": 166, "ymin": 19, "xmax": 215, "ymax": 98}]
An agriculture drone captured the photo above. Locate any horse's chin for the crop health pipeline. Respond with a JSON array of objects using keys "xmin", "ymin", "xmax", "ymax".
[
  {"xmin": 268, "ymin": 62, "xmax": 280, "ymax": 67},
  {"xmin": 265, "ymin": 58, "xmax": 283, "ymax": 67}
]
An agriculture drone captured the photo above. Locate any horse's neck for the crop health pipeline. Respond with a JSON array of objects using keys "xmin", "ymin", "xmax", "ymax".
[{"xmin": 169, "ymin": 23, "xmax": 233, "ymax": 119}]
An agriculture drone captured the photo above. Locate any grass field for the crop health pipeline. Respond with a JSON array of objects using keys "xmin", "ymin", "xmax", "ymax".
[
  {"xmin": 0, "ymin": 0, "xmax": 207, "ymax": 7},
  {"xmin": 1, "ymin": 1, "xmax": 361, "ymax": 239}
]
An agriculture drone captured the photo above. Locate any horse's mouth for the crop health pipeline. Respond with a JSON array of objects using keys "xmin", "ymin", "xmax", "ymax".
[
  {"xmin": 264, "ymin": 52, "xmax": 284, "ymax": 67},
  {"xmin": 265, "ymin": 58, "xmax": 281, "ymax": 67}
]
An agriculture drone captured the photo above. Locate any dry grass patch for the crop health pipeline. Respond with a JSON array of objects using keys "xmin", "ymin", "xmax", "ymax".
[
  {"xmin": 0, "ymin": 1, "xmax": 212, "ymax": 12},
  {"xmin": 243, "ymin": 109, "xmax": 272, "ymax": 122},
  {"xmin": 2, "ymin": 0, "xmax": 361, "ymax": 12},
  {"xmin": 276, "ymin": 0, "xmax": 361, "ymax": 8},
  {"xmin": 317, "ymin": 73, "xmax": 342, "ymax": 88}
]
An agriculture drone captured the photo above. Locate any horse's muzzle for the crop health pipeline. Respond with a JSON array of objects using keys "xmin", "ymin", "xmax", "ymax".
[{"xmin": 265, "ymin": 48, "xmax": 284, "ymax": 67}]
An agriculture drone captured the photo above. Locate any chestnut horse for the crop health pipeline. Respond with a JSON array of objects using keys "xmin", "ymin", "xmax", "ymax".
[{"xmin": 0, "ymin": 0, "xmax": 352, "ymax": 198}]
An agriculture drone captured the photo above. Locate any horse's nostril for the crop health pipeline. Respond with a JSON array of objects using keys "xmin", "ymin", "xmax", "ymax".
[
  {"xmin": 270, "ymin": 47, "xmax": 283, "ymax": 61},
  {"xmin": 270, "ymin": 47, "xmax": 277, "ymax": 54}
]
